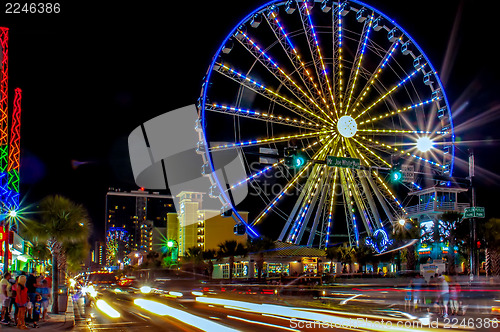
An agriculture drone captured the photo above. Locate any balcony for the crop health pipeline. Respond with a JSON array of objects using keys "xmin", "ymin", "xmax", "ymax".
[{"xmin": 405, "ymin": 201, "xmax": 470, "ymax": 215}]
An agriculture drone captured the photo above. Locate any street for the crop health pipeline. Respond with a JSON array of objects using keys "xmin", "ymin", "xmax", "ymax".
[{"xmin": 68, "ymin": 280, "xmax": 500, "ymax": 332}]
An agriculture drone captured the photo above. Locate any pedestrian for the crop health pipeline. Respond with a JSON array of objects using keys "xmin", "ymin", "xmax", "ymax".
[
  {"xmin": 0, "ymin": 272, "xmax": 11, "ymax": 324},
  {"xmin": 26, "ymin": 269, "xmax": 37, "ymax": 322},
  {"xmin": 10, "ymin": 276, "xmax": 19, "ymax": 326},
  {"xmin": 449, "ymin": 277, "xmax": 461, "ymax": 315},
  {"xmin": 15, "ymin": 275, "xmax": 29, "ymax": 329},
  {"xmin": 412, "ymin": 274, "xmax": 426, "ymax": 312},
  {"xmin": 32, "ymin": 294, "xmax": 42, "ymax": 328},
  {"xmin": 36, "ymin": 280, "xmax": 50, "ymax": 321},
  {"xmin": 438, "ymin": 275, "xmax": 450, "ymax": 318}
]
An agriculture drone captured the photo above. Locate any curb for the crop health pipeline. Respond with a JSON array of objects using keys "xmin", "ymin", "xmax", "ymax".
[{"xmin": 62, "ymin": 292, "xmax": 75, "ymax": 329}]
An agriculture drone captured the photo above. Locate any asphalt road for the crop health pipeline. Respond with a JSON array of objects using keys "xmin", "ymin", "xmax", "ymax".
[{"xmin": 71, "ymin": 281, "xmax": 500, "ymax": 332}]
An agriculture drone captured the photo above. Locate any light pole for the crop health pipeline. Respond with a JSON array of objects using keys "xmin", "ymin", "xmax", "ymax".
[
  {"xmin": 1, "ymin": 208, "xmax": 16, "ymax": 274},
  {"xmin": 167, "ymin": 240, "xmax": 178, "ymax": 267}
]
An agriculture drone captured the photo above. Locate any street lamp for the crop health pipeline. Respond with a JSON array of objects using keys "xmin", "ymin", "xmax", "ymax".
[
  {"xmin": 1, "ymin": 206, "xmax": 17, "ymax": 274},
  {"xmin": 398, "ymin": 219, "xmax": 406, "ymax": 226},
  {"xmin": 166, "ymin": 240, "xmax": 178, "ymax": 267}
]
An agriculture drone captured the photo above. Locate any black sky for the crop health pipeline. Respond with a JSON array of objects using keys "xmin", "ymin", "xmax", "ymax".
[{"xmin": 0, "ymin": 0, "xmax": 499, "ymax": 241}]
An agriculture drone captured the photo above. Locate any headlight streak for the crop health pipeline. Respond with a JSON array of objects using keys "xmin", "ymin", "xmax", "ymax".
[
  {"xmin": 227, "ymin": 315, "xmax": 301, "ymax": 332},
  {"xmin": 195, "ymin": 297, "xmax": 432, "ymax": 332},
  {"xmin": 95, "ymin": 299, "xmax": 120, "ymax": 318},
  {"xmin": 134, "ymin": 299, "xmax": 237, "ymax": 332}
]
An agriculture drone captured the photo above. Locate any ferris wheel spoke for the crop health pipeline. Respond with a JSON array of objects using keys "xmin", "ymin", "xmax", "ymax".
[
  {"xmin": 357, "ymin": 129, "xmax": 445, "ymax": 136},
  {"xmin": 226, "ymin": 134, "xmax": 332, "ymax": 194},
  {"xmin": 348, "ymin": 39, "xmax": 401, "ymax": 116},
  {"xmin": 307, "ymin": 168, "xmax": 333, "ymax": 247},
  {"xmin": 235, "ymin": 29, "xmax": 331, "ymax": 121},
  {"xmin": 346, "ymin": 140, "xmax": 384, "ymax": 231},
  {"xmin": 287, "ymin": 165, "xmax": 326, "ymax": 244},
  {"xmin": 323, "ymin": 167, "xmax": 339, "ymax": 248},
  {"xmin": 351, "ymin": 137, "xmax": 390, "ymax": 168},
  {"xmin": 215, "ymin": 63, "xmax": 332, "ymax": 125},
  {"xmin": 372, "ymin": 170, "xmax": 407, "ymax": 216},
  {"xmin": 265, "ymin": 9, "xmax": 330, "ymax": 112},
  {"xmin": 206, "ymin": 103, "xmax": 323, "ymax": 130},
  {"xmin": 251, "ymin": 138, "xmax": 333, "ymax": 227},
  {"xmin": 344, "ymin": 14, "xmax": 374, "ymax": 114},
  {"xmin": 353, "ymin": 63, "xmax": 427, "ymax": 120},
  {"xmin": 298, "ymin": 2, "xmax": 336, "ymax": 115},
  {"xmin": 332, "ymin": 3, "xmax": 344, "ymax": 116},
  {"xmin": 357, "ymin": 136, "xmax": 445, "ymax": 170},
  {"xmin": 339, "ymin": 168, "xmax": 359, "ymax": 246},
  {"xmin": 208, "ymin": 129, "xmax": 332, "ymax": 152},
  {"xmin": 357, "ymin": 96, "xmax": 441, "ymax": 126}
]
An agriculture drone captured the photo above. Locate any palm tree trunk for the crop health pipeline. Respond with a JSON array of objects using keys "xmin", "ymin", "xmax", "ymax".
[
  {"xmin": 406, "ymin": 245, "xmax": 416, "ymax": 271},
  {"xmin": 52, "ymin": 251, "xmax": 59, "ymax": 314},
  {"xmin": 490, "ymin": 249, "xmax": 500, "ymax": 276}
]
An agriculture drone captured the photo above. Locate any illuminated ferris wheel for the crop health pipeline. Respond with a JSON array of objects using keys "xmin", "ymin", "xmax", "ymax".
[{"xmin": 197, "ymin": 0, "xmax": 455, "ymax": 249}]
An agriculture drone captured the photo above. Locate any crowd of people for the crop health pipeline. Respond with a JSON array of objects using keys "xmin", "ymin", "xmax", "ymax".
[
  {"xmin": 405, "ymin": 273, "xmax": 464, "ymax": 317},
  {"xmin": 0, "ymin": 270, "xmax": 52, "ymax": 329}
]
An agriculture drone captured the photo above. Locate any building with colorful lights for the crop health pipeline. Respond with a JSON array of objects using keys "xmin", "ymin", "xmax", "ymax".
[
  {"xmin": 170, "ymin": 191, "xmax": 248, "ymax": 256},
  {"xmin": 105, "ymin": 189, "xmax": 175, "ymax": 265},
  {"xmin": 405, "ymin": 185, "xmax": 470, "ymax": 274}
]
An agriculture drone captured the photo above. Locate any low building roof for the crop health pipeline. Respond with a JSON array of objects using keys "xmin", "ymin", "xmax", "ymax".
[{"xmin": 254, "ymin": 241, "xmax": 326, "ymax": 258}]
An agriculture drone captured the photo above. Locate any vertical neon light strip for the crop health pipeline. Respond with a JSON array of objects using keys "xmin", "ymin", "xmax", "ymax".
[
  {"xmin": 7, "ymin": 88, "xmax": 21, "ymax": 208},
  {"xmin": 337, "ymin": 2, "xmax": 344, "ymax": 112},
  {"xmin": 325, "ymin": 167, "xmax": 338, "ymax": 247},
  {"xmin": 344, "ymin": 15, "xmax": 373, "ymax": 113},
  {"xmin": 0, "ymin": 27, "xmax": 8, "ymax": 201}
]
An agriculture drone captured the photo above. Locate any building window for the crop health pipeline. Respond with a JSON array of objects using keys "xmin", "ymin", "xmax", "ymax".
[{"xmin": 222, "ymin": 264, "xmax": 229, "ymax": 279}]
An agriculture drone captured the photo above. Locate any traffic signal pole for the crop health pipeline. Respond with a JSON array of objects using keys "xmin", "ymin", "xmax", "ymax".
[{"xmin": 468, "ymin": 149, "xmax": 478, "ymax": 277}]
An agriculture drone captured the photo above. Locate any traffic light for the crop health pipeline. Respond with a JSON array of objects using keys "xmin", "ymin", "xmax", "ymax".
[
  {"xmin": 390, "ymin": 167, "xmax": 403, "ymax": 182},
  {"xmin": 390, "ymin": 157, "xmax": 403, "ymax": 183},
  {"xmin": 284, "ymin": 147, "xmax": 307, "ymax": 169}
]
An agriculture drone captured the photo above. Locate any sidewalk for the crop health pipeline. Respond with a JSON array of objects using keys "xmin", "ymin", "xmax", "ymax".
[{"xmin": 0, "ymin": 293, "xmax": 75, "ymax": 331}]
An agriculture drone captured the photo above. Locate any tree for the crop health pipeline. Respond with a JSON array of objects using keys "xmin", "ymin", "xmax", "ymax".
[
  {"xmin": 25, "ymin": 195, "xmax": 91, "ymax": 313},
  {"xmin": 440, "ymin": 211, "xmax": 465, "ymax": 274},
  {"xmin": 352, "ymin": 246, "xmax": 373, "ymax": 272},
  {"xmin": 484, "ymin": 218, "xmax": 500, "ymax": 276},
  {"xmin": 247, "ymin": 237, "xmax": 275, "ymax": 280},
  {"xmin": 392, "ymin": 219, "xmax": 420, "ymax": 271},
  {"xmin": 184, "ymin": 246, "xmax": 204, "ymax": 278},
  {"xmin": 338, "ymin": 247, "xmax": 354, "ymax": 273},
  {"xmin": 217, "ymin": 240, "xmax": 246, "ymax": 282},
  {"xmin": 202, "ymin": 249, "xmax": 217, "ymax": 280},
  {"xmin": 325, "ymin": 246, "xmax": 340, "ymax": 275}
]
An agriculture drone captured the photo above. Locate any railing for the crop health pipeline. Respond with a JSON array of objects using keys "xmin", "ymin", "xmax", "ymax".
[{"xmin": 405, "ymin": 202, "xmax": 470, "ymax": 215}]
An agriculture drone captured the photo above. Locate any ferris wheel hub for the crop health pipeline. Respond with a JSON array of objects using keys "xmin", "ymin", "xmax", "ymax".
[{"xmin": 337, "ymin": 115, "xmax": 358, "ymax": 138}]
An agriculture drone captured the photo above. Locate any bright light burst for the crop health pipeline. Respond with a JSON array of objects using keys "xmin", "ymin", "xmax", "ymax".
[{"xmin": 416, "ymin": 136, "xmax": 434, "ymax": 152}]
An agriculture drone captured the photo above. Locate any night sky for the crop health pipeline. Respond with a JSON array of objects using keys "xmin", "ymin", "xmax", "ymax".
[{"xmin": 0, "ymin": 0, "xmax": 499, "ymax": 242}]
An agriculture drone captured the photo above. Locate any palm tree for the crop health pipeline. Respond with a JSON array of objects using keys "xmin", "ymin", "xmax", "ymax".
[
  {"xmin": 352, "ymin": 246, "xmax": 373, "ymax": 272},
  {"xmin": 392, "ymin": 218, "xmax": 420, "ymax": 271},
  {"xmin": 325, "ymin": 246, "xmax": 340, "ymax": 275},
  {"xmin": 202, "ymin": 249, "xmax": 217, "ymax": 279},
  {"xmin": 338, "ymin": 247, "xmax": 354, "ymax": 273},
  {"xmin": 184, "ymin": 246, "xmax": 204, "ymax": 278},
  {"xmin": 484, "ymin": 218, "xmax": 500, "ymax": 276},
  {"xmin": 217, "ymin": 240, "xmax": 246, "ymax": 282},
  {"xmin": 247, "ymin": 237, "xmax": 275, "ymax": 280},
  {"xmin": 440, "ymin": 211, "xmax": 464, "ymax": 274},
  {"xmin": 26, "ymin": 195, "xmax": 91, "ymax": 313}
]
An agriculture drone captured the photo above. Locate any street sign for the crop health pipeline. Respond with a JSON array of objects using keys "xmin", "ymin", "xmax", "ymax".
[
  {"xmin": 463, "ymin": 207, "xmax": 485, "ymax": 219},
  {"xmin": 326, "ymin": 156, "xmax": 360, "ymax": 169}
]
